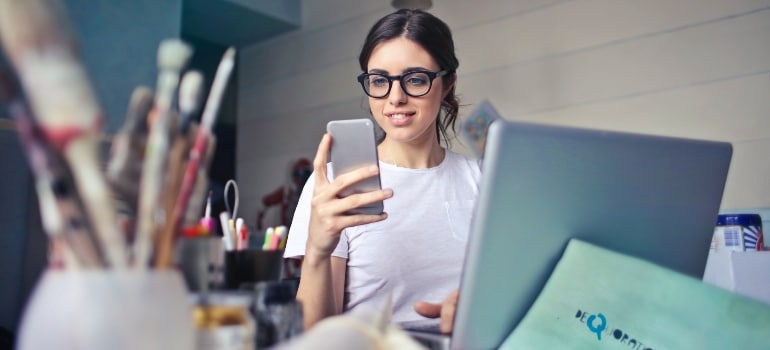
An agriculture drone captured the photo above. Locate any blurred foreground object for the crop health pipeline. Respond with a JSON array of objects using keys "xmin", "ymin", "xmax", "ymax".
[{"xmin": 0, "ymin": 0, "xmax": 127, "ymax": 267}]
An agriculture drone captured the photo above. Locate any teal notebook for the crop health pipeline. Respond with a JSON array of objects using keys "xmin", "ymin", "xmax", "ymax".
[{"xmin": 501, "ymin": 239, "xmax": 770, "ymax": 350}]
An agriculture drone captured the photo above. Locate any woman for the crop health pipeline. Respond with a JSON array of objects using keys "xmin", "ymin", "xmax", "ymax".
[{"xmin": 285, "ymin": 9, "xmax": 481, "ymax": 333}]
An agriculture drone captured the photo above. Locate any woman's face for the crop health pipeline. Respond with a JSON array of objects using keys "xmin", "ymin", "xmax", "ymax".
[{"xmin": 365, "ymin": 36, "xmax": 452, "ymax": 145}]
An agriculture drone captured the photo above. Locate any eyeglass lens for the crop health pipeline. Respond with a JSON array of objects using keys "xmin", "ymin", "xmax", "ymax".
[{"xmin": 364, "ymin": 72, "xmax": 433, "ymax": 98}]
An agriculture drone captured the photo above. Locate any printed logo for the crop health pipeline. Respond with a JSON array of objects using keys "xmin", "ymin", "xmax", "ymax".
[
  {"xmin": 575, "ymin": 309, "xmax": 654, "ymax": 350},
  {"xmin": 586, "ymin": 312, "xmax": 606, "ymax": 340}
]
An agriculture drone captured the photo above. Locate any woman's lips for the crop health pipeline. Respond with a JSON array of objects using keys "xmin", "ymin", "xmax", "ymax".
[{"xmin": 386, "ymin": 112, "xmax": 414, "ymax": 126}]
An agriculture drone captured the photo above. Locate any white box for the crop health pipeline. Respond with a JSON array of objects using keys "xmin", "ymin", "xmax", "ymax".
[{"xmin": 703, "ymin": 250, "xmax": 770, "ymax": 306}]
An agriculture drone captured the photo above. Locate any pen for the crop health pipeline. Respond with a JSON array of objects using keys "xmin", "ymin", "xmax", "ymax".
[
  {"xmin": 262, "ymin": 227, "xmax": 274, "ymax": 251},
  {"xmin": 220, "ymin": 211, "xmax": 234, "ymax": 251},
  {"xmin": 199, "ymin": 191, "xmax": 215, "ymax": 235},
  {"xmin": 242, "ymin": 225, "xmax": 250, "ymax": 249},
  {"xmin": 278, "ymin": 226, "xmax": 288, "ymax": 250},
  {"xmin": 235, "ymin": 218, "xmax": 244, "ymax": 250},
  {"xmin": 268, "ymin": 226, "xmax": 286, "ymax": 251}
]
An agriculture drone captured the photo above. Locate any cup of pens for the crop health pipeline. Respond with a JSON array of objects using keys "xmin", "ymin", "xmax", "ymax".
[
  {"xmin": 222, "ymin": 226, "xmax": 288, "ymax": 289},
  {"xmin": 224, "ymin": 249, "xmax": 284, "ymax": 289}
]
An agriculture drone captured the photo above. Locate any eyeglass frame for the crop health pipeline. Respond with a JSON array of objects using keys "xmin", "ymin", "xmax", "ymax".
[{"xmin": 356, "ymin": 69, "xmax": 451, "ymax": 98}]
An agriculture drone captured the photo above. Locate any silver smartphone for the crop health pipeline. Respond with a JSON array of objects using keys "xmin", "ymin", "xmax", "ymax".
[{"xmin": 326, "ymin": 119, "xmax": 384, "ymax": 215}]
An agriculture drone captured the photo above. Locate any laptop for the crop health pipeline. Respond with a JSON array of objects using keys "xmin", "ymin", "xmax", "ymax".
[{"xmin": 411, "ymin": 119, "xmax": 732, "ymax": 350}]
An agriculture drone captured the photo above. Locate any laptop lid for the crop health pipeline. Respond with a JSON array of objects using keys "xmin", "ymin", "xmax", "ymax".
[{"xmin": 451, "ymin": 120, "xmax": 732, "ymax": 350}]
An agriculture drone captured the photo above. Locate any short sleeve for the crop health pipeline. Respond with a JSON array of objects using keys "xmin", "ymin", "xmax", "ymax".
[
  {"xmin": 284, "ymin": 172, "xmax": 315, "ymax": 259},
  {"xmin": 331, "ymin": 230, "xmax": 349, "ymax": 259}
]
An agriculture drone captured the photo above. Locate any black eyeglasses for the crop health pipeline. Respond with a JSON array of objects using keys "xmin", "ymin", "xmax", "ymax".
[{"xmin": 356, "ymin": 70, "xmax": 450, "ymax": 98}]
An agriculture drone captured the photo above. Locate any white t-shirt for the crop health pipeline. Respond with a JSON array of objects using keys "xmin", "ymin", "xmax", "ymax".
[{"xmin": 285, "ymin": 150, "xmax": 482, "ymax": 328}]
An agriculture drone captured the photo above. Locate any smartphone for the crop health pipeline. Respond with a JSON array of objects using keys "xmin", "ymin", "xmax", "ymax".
[{"xmin": 326, "ymin": 119, "xmax": 384, "ymax": 215}]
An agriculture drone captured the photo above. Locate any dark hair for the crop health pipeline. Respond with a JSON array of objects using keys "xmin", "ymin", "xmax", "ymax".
[{"xmin": 358, "ymin": 9, "xmax": 460, "ymax": 145}]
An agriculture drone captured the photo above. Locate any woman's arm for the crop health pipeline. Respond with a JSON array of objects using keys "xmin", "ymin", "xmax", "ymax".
[
  {"xmin": 294, "ymin": 133, "xmax": 392, "ymax": 329},
  {"xmin": 296, "ymin": 255, "xmax": 347, "ymax": 329}
]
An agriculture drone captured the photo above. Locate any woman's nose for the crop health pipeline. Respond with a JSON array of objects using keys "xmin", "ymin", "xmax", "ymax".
[{"xmin": 388, "ymin": 80, "xmax": 407, "ymax": 105}]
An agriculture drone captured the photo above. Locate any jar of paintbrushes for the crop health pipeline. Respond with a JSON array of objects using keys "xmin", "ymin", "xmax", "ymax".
[{"xmin": 0, "ymin": 0, "xmax": 238, "ymax": 348}]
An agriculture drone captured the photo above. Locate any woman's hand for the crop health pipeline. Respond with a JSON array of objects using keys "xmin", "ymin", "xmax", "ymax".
[
  {"xmin": 305, "ymin": 133, "xmax": 392, "ymax": 260},
  {"xmin": 413, "ymin": 289, "xmax": 460, "ymax": 334}
]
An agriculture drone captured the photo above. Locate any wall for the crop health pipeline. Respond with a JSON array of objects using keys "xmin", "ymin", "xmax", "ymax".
[
  {"xmin": 236, "ymin": 0, "xmax": 770, "ymax": 229},
  {"xmin": 65, "ymin": 0, "xmax": 183, "ymax": 133}
]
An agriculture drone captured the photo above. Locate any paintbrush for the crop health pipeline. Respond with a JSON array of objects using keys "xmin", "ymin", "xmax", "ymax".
[
  {"xmin": 157, "ymin": 70, "xmax": 205, "ymax": 249},
  {"xmin": 1, "ymin": 69, "xmax": 100, "ymax": 268},
  {"xmin": 168, "ymin": 71, "xmax": 204, "ymax": 215},
  {"xmin": 1, "ymin": 74, "xmax": 105, "ymax": 269},
  {"xmin": 0, "ymin": 0, "xmax": 128, "ymax": 268},
  {"xmin": 182, "ymin": 133, "xmax": 216, "ymax": 227},
  {"xmin": 16, "ymin": 114, "xmax": 106, "ymax": 269},
  {"xmin": 133, "ymin": 39, "xmax": 193, "ymax": 268},
  {"xmin": 154, "ymin": 47, "xmax": 235, "ymax": 268},
  {"xmin": 155, "ymin": 128, "xmax": 217, "ymax": 267},
  {"xmin": 160, "ymin": 70, "xmax": 205, "ymax": 217},
  {"xmin": 178, "ymin": 70, "xmax": 204, "ymax": 133},
  {"xmin": 106, "ymin": 86, "xmax": 154, "ymax": 242}
]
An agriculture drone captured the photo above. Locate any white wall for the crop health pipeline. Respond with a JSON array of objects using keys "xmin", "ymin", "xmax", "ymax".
[{"xmin": 237, "ymin": 0, "xmax": 770, "ymax": 228}]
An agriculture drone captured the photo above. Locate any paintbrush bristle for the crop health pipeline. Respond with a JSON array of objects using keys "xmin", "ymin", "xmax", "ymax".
[
  {"xmin": 0, "ymin": 0, "xmax": 76, "ymax": 62},
  {"xmin": 157, "ymin": 39, "xmax": 193, "ymax": 72},
  {"xmin": 179, "ymin": 70, "xmax": 203, "ymax": 115},
  {"xmin": 0, "ymin": 0, "xmax": 101, "ymax": 130}
]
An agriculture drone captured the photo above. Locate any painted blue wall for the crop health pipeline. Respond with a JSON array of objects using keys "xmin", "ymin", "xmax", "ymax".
[{"xmin": 64, "ymin": 0, "xmax": 183, "ymax": 133}]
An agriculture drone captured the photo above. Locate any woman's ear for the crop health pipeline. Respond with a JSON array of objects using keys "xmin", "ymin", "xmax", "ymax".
[{"xmin": 442, "ymin": 73, "xmax": 457, "ymax": 98}]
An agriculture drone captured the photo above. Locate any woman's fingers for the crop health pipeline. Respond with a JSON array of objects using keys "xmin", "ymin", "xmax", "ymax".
[
  {"xmin": 337, "ymin": 187, "xmax": 392, "ymax": 213},
  {"xmin": 334, "ymin": 211, "xmax": 389, "ymax": 231},
  {"xmin": 312, "ymin": 189, "xmax": 391, "ymax": 230},
  {"xmin": 439, "ymin": 290, "xmax": 460, "ymax": 334},
  {"xmin": 413, "ymin": 290, "xmax": 460, "ymax": 334},
  {"xmin": 330, "ymin": 164, "xmax": 379, "ymax": 191},
  {"xmin": 306, "ymin": 132, "xmax": 391, "ymax": 256},
  {"xmin": 312, "ymin": 133, "xmax": 331, "ymax": 187},
  {"xmin": 313, "ymin": 134, "xmax": 380, "ymax": 199},
  {"xmin": 321, "ymin": 164, "xmax": 389, "ymax": 207},
  {"xmin": 318, "ymin": 186, "xmax": 392, "ymax": 218},
  {"xmin": 414, "ymin": 301, "xmax": 442, "ymax": 318},
  {"xmin": 307, "ymin": 133, "xmax": 393, "ymax": 256}
]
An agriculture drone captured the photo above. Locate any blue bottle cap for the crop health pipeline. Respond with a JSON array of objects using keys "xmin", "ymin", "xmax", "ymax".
[{"xmin": 717, "ymin": 213, "xmax": 763, "ymax": 227}]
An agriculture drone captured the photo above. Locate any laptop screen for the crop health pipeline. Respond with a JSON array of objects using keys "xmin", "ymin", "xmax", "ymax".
[{"xmin": 451, "ymin": 120, "xmax": 732, "ymax": 350}]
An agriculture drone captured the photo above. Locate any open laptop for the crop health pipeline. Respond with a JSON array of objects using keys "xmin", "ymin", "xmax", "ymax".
[{"xmin": 410, "ymin": 119, "xmax": 732, "ymax": 350}]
